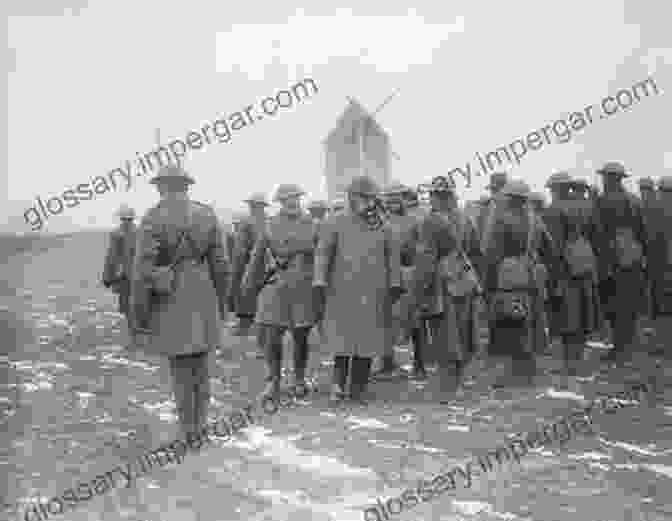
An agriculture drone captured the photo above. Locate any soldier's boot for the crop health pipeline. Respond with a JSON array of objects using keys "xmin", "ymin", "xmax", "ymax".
[
  {"xmin": 349, "ymin": 356, "xmax": 373, "ymax": 403},
  {"xmin": 410, "ymin": 326, "xmax": 427, "ymax": 379},
  {"xmin": 260, "ymin": 327, "xmax": 283, "ymax": 400},
  {"xmin": 330, "ymin": 356, "xmax": 348, "ymax": 403},
  {"xmin": 604, "ymin": 316, "xmax": 636, "ymax": 364},
  {"xmin": 291, "ymin": 326, "xmax": 311, "ymax": 397}
]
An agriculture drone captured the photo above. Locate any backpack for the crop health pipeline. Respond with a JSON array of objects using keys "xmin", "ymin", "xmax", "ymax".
[
  {"xmin": 564, "ymin": 235, "xmax": 596, "ymax": 278},
  {"xmin": 438, "ymin": 212, "xmax": 481, "ymax": 297}
]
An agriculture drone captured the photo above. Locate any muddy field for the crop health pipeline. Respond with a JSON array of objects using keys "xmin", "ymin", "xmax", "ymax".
[{"xmin": 1, "ymin": 232, "xmax": 671, "ymax": 521}]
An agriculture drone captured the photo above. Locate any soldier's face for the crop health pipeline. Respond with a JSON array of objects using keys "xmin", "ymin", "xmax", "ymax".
[
  {"xmin": 309, "ymin": 208, "xmax": 327, "ymax": 220},
  {"xmin": 430, "ymin": 191, "xmax": 456, "ymax": 211},
  {"xmin": 386, "ymin": 198, "xmax": 403, "ymax": 214},
  {"xmin": 281, "ymin": 195, "xmax": 301, "ymax": 212},
  {"xmin": 350, "ymin": 193, "xmax": 376, "ymax": 215}
]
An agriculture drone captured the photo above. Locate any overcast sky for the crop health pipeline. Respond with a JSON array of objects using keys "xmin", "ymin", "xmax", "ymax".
[{"xmin": 6, "ymin": 1, "xmax": 672, "ymax": 233}]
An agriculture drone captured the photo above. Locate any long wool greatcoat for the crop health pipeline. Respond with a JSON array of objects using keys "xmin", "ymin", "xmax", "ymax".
[
  {"xmin": 483, "ymin": 204, "xmax": 558, "ymax": 356},
  {"xmin": 102, "ymin": 222, "xmax": 137, "ymax": 317},
  {"xmin": 412, "ymin": 208, "xmax": 484, "ymax": 364},
  {"xmin": 590, "ymin": 191, "xmax": 648, "ymax": 320},
  {"xmin": 130, "ymin": 198, "xmax": 230, "ymax": 357},
  {"xmin": 543, "ymin": 198, "xmax": 601, "ymax": 336},
  {"xmin": 313, "ymin": 210, "xmax": 401, "ymax": 358},
  {"xmin": 231, "ymin": 217, "xmax": 264, "ymax": 317},
  {"xmin": 224, "ymin": 228, "xmax": 237, "ymax": 312},
  {"xmin": 645, "ymin": 193, "xmax": 672, "ymax": 317},
  {"xmin": 242, "ymin": 210, "xmax": 317, "ymax": 329}
]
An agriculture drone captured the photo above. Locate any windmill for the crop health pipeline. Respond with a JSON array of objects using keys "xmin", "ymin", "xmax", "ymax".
[{"xmin": 346, "ymin": 88, "xmax": 402, "ymax": 178}]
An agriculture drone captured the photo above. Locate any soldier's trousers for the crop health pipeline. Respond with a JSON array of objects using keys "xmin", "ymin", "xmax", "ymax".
[
  {"xmin": 169, "ymin": 352, "xmax": 210, "ymax": 439},
  {"xmin": 264, "ymin": 326, "xmax": 310, "ymax": 384},
  {"xmin": 333, "ymin": 355, "xmax": 372, "ymax": 399}
]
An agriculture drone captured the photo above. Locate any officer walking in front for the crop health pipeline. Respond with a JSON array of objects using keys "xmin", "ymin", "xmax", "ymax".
[
  {"xmin": 241, "ymin": 184, "xmax": 318, "ymax": 399},
  {"xmin": 130, "ymin": 163, "xmax": 230, "ymax": 439}
]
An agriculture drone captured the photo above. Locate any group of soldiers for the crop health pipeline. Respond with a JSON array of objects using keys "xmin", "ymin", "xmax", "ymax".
[{"xmin": 102, "ymin": 160, "xmax": 672, "ymax": 437}]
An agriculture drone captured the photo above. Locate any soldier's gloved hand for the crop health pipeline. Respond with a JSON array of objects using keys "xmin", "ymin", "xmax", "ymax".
[
  {"xmin": 313, "ymin": 285, "xmax": 326, "ymax": 321},
  {"xmin": 389, "ymin": 286, "xmax": 404, "ymax": 304}
]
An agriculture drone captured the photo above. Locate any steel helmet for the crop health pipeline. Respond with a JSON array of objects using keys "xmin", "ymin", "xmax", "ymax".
[
  {"xmin": 501, "ymin": 179, "xmax": 531, "ymax": 198},
  {"xmin": 545, "ymin": 171, "xmax": 573, "ymax": 188},
  {"xmin": 307, "ymin": 199, "xmax": 329, "ymax": 210},
  {"xmin": 149, "ymin": 164, "xmax": 195, "ymax": 185},
  {"xmin": 596, "ymin": 161, "xmax": 629, "ymax": 178},
  {"xmin": 273, "ymin": 183, "xmax": 306, "ymax": 202},
  {"xmin": 487, "ymin": 171, "xmax": 509, "ymax": 191},
  {"xmin": 658, "ymin": 176, "xmax": 672, "ymax": 192},
  {"xmin": 116, "ymin": 204, "xmax": 136, "ymax": 220},
  {"xmin": 528, "ymin": 191, "xmax": 546, "ymax": 204},
  {"xmin": 347, "ymin": 175, "xmax": 380, "ymax": 197},
  {"xmin": 243, "ymin": 192, "xmax": 269, "ymax": 206}
]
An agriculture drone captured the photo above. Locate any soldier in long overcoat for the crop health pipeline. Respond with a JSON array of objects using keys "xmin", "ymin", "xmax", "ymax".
[
  {"xmin": 231, "ymin": 193, "xmax": 269, "ymax": 336},
  {"xmin": 476, "ymin": 172, "xmax": 509, "ymax": 246},
  {"xmin": 590, "ymin": 162, "xmax": 648, "ymax": 363},
  {"xmin": 225, "ymin": 211, "xmax": 245, "ymax": 315},
  {"xmin": 102, "ymin": 204, "xmax": 137, "ymax": 323},
  {"xmin": 544, "ymin": 173, "xmax": 601, "ymax": 377},
  {"xmin": 313, "ymin": 176, "xmax": 402, "ymax": 403},
  {"xmin": 241, "ymin": 184, "xmax": 317, "ymax": 399},
  {"xmin": 482, "ymin": 180, "xmax": 559, "ymax": 386},
  {"xmin": 413, "ymin": 176, "xmax": 484, "ymax": 399},
  {"xmin": 130, "ymin": 164, "xmax": 230, "ymax": 438},
  {"xmin": 644, "ymin": 176, "xmax": 672, "ymax": 353}
]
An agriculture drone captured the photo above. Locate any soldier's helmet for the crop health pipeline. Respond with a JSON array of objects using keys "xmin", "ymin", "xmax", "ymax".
[
  {"xmin": 243, "ymin": 192, "xmax": 270, "ymax": 206},
  {"xmin": 501, "ymin": 179, "xmax": 531, "ymax": 199},
  {"xmin": 404, "ymin": 187, "xmax": 419, "ymax": 207},
  {"xmin": 545, "ymin": 171, "xmax": 573, "ymax": 188},
  {"xmin": 307, "ymin": 199, "xmax": 329, "ymax": 210},
  {"xmin": 347, "ymin": 175, "xmax": 380, "ymax": 196},
  {"xmin": 428, "ymin": 175, "xmax": 456, "ymax": 193},
  {"xmin": 658, "ymin": 176, "xmax": 672, "ymax": 192},
  {"xmin": 149, "ymin": 164, "xmax": 195, "ymax": 185},
  {"xmin": 116, "ymin": 204, "xmax": 136, "ymax": 220},
  {"xmin": 231, "ymin": 210, "xmax": 247, "ymax": 224},
  {"xmin": 273, "ymin": 183, "xmax": 306, "ymax": 202},
  {"xmin": 597, "ymin": 161, "xmax": 629, "ymax": 178},
  {"xmin": 638, "ymin": 177, "xmax": 655, "ymax": 191}
]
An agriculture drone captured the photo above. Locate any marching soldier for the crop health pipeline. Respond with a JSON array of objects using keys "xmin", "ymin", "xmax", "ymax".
[
  {"xmin": 241, "ymin": 184, "xmax": 318, "ymax": 399},
  {"xmin": 224, "ymin": 213, "xmax": 244, "ymax": 317},
  {"xmin": 638, "ymin": 176, "xmax": 657, "ymax": 330},
  {"xmin": 102, "ymin": 204, "xmax": 137, "ymax": 339},
  {"xmin": 412, "ymin": 176, "xmax": 483, "ymax": 399},
  {"xmin": 130, "ymin": 164, "xmax": 229, "ymax": 438},
  {"xmin": 231, "ymin": 192, "xmax": 269, "ymax": 336},
  {"xmin": 647, "ymin": 176, "xmax": 672, "ymax": 355},
  {"xmin": 482, "ymin": 179, "xmax": 559, "ymax": 386},
  {"xmin": 590, "ymin": 162, "xmax": 648, "ymax": 363},
  {"xmin": 313, "ymin": 176, "xmax": 402, "ymax": 403},
  {"xmin": 477, "ymin": 171, "xmax": 509, "ymax": 247},
  {"xmin": 544, "ymin": 172, "xmax": 600, "ymax": 380}
]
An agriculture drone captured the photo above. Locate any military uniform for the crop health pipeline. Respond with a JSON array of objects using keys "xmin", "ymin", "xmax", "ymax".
[
  {"xmin": 130, "ymin": 165, "xmax": 229, "ymax": 437},
  {"xmin": 231, "ymin": 193, "xmax": 269, "ymax": 334},
  {"xmin": 544, "ymin": 173, "xmax": 601, "ymax": 375},
  {"xmin": 314, "ymin": 176, "xmax": 401, "ymax": 402},
  {"xmin": 591, "ymin": 162, "xmax": 648, "ymax": 361},
  {"xmin": 103, "ymin": 205, "xmax": 137, "ymax": 320},
  {"xmin": 242, "ymin": 184, "xmax": 317, "ymax": 397},
  {"xmin": 483, "ymin": 180, "xmax": 558, "ymax": 385},
  {"xmin": 412, "ymin": 176, "xmax": 483, "ymax": 396}
]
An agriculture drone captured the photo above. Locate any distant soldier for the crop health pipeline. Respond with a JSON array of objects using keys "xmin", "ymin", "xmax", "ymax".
[
  {"xmin": 130, "ymin": 164, "xmax": 229, "ymax": 438},
  {"xmin": 330, "ymin": 196, "xmax": 346, "ymax": 215},
  {"xmin": 231, "ymin": 192, "xmax": 269, "ymax": 336},
  {"xmin": 648, "ymin": 176, "xmax": 672, "ymax": 354},
  {"xmin": 591, "ymin": 162, "xmax": 648, "ymax": 363},
  {"xmin": 639, "ymin": 176, "xmax": 657, "ymax": 211},
  {"xmin": 375, "ymin": 182, "xmax": 415, "ymax": 377},
  {"xmin": 483, "ymin": 180, "xmax": 559, "ymax": 386},
  {"xmin": 477, "ymin": 171, "xmax": 509, "ymax": 247},
  {"xmin": 307, "ymin": 199, "xmax": 329, "ymax": 224},
  {"xmin": 412, "ymin": 176, "xmax": 484, "ymax": 399},
  {"xmin": 102, "ymin": 204, "xmax": 137, "ymax": 327},
  {"xmin": 242, "ymin": 184, "xmax": 318, "ymax": 399},
  {"xmin": 544, "ymin": 172, "xmax": 600, "ymax": 379},
  {"xmin": 224, "ymin": 212, "xmax": 245, "ymax": 317},
  {"xmin": 314, "ymin": 176, "xmax": 402, "ymax": 403},
  {"xmin": 638, "ymin": 176, "xmax": 657, "ymax": 328}
]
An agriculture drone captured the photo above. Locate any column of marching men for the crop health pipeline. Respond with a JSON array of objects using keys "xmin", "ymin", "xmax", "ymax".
[{"xmin": 101, "ymin": 160, "xmax": 672, "ymax": 438}]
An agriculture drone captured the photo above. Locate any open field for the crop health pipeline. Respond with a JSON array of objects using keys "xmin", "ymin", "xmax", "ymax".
[{"xmin": 0, "ymin": 232, "xmax": 671, "ymax": 521}]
